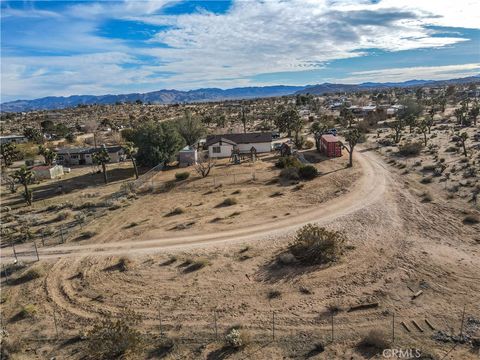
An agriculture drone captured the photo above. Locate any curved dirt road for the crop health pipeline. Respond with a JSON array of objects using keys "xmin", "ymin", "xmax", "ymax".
[{"xmin": 4, "ymin": 148, "xmax": 387, "ymax": 260}]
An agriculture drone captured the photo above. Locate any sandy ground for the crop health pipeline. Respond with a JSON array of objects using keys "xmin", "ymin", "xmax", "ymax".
[{"xmin": 1, "ymin": 145, "xmax": 479, "ymax": 359}]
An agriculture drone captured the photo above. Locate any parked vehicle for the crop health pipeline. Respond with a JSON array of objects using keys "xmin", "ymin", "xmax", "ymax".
[{"xmin": 273, "ymin": 142, "xmax": 283, "ymax": 151}]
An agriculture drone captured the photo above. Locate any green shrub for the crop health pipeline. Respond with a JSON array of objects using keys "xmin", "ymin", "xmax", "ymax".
[
  {"xmin": 18, "ymin": 304, "xmax": 37, "ymax": 319},
  {"xmin": 78, "ymin": 231, "xmax": 96, "ymax": 240},
  {"xmin": 289, "ymin": 224, "xmax": 345, "ymax": 265},
  {"xmin": 420, "ymin": 176, "xmax": 433, "ymax": 184},
  {"xmin": 219, "ymin": 198, "xmax": 237, "ymax": 207},
  {"xmin": 275, "ymin": 156, "xmax": 302, "ymax": 169},
  {"xmin": 175, "ymin": 171, "xmax": 190, "ymax": 181},
  {"xmin": 299, "ymin": 165, "xmax": 318, "ymax": 180},
  {"xmin": 280, "ymin": 167, "xmax": 300, "ymax": 181},
  {"xmin": 398, "ymin": 142, "xmax": 423, "ymax": 156}
]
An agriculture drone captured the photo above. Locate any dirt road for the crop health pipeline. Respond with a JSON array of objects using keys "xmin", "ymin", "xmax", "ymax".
[{"xmin": 2, "ymin": 147, "xmax": 386, "ymax": 260}]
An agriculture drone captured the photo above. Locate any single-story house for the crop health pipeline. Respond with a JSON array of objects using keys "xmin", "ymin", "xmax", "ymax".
[
  {"xmin": 205, "ymin": 132, "xmax": 273, "ymax": 158},
  {"xmin": 320, "ymin": 134, "xmax": 342, "ymax": 158},
  {"xmin": 178, "ymin": 146, "xmax": 198, "ymax": 167},
  {"xmin": 0, "ymin": 135, "xmax": 28, "ymax": 145},
  {"xmin": 32, "ymin": 164, "xmax": 64, "ymax": 180},
  {"xmin": 55, "ymin": 146, "xmax": 124, "ymax": 165}
]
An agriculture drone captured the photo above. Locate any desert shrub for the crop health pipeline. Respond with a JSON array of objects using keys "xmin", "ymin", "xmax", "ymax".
[
  {"xmin": 420, "ymin": 176, "xmax": 433, "ymax": 184},
  {"xmin": 398, "ymin": 142, "xmax": 423, "ymax": 156},
  {"xmin": 303, "ymin": 140, "xmax": 314, "ymax": 149},
  {"xmin": 76, "ymin": 201, "xmax": 97, "ymax": 210},
  {"xmin": 78, "ymin": 231, "xmax": 96, "ymax": 240},
  {"xmin": 16, "ymin": 266, "xmax": 44, "ymax": 283},
  {"xmin": 278, "ymin": 252, "xmax": 296, "ymax": 265},
  {"xmin": 299, "ymin": 165, "xmax": 318, "ymax": 180},
  {"xmin": 463, "ymin": 215, "xmax": 479, "ymax": 225},
  {"xmin": 166, "ymin": 207, "xmax": 184, "ymax": 216},
  {"xmin": 421, "ymin": 192, "xmax": 433, "ymax": 202},
  {"xmin": 219, "ymin": 197, "xmax": 237, "ymax": 207},
  {"xmin": 270, "ymin": 191, "xmax": 283, "ymax": 197},
  {"xmin": 74, "ymin": 212, "xmax": 87, "ymax": 223},
  {"xmin": 267, "ymin": 290, "xmax": 281, "ymax": 299},
  {"xmin": 358, "ymin": 329, "xmax": 389, "ymax": 351},
  {"xmin": 183, "ymin": 258, "xmax": 210, "ymax": 272},
  {"xmin": 280, "ymin": 167, "xmax": 300, "ymax": 181},
  {"xmin": 289, "ymin": 224, "xmax": 345, "ymax": 265},
  {"xmin": 445, "ymin": 146, "xmax": 457, "ymax": 153},
  {"xmin": 175, "ymin": 171, "xmax": 190, "ymax": 181},
  {"xmin": 56, "ymin": 210, "xmax": 73, "ymax": 221},
  {"xmin": 224, "ymin": 326, "xmax": 251, "ymax": 349},
  {"xmin": 18, "ymin": 304, "xmax": 37, "ymax": 319},
  {"xmin": 275, "ymin": 156, "xmax": 302, "ymax": 169},
  {"xmin": 109, "ymin": 202, "xmax": 122, "ymax": 210},
  {"xmin": 422, "ymin": 164, "xmax": 436, "ymax": 171},
  {"xmin": 85, "ymin": 311, "xmax": 143, "ymax": 360},
  {"xmin": 118, "ymin": 257, "xmax": 133, "ymax": 272}
]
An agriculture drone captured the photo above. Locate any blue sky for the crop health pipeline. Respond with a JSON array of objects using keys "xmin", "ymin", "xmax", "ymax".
[{"xmin": 1, "ymin": 0, "xmax": 479, "ymax": 102}]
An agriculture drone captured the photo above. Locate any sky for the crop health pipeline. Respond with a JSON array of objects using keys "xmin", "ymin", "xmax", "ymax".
[{"xmin": 1, "ymin": 0, "xmax": 480, "ymax": 102}]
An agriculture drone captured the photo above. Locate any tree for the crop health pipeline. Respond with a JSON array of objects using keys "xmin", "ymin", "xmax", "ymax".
[
  {"xmin": 469, "ymin": 103, "xmax": 479, "ymax": 126},
  {"xmin": 343, "ymin": 128, "xmax": 361, "ymax": 167},
  {"xmin": 418, "ymin": 120, "xmax": 428, "ymax": 146},
  {"xmin": 123, "ymin": 142, "xmax": 139, "ymax": 179},
  {"xmin": 397, "ymin": 99, "xmax": 423, "ymax": 133},
  {"xmin": 458, "ymin": 132, "xmax": 468, "ymax": 157},
  {"xmin": 292, "ymin": 116, "xmax": 305, "ymax": 149},
  {"xmin": 133, "ymin": 121, "xmax": 185, "ymax": 168},
  {"xmin": 195, "ymin": 152, "xmax": 215, "ymax": 178},
  {"xmin": 93, "ymin": 145, "xmax": 110, "ymax": 184},
  {"xmin": 0, "ymin": 143, "xmax": 18, "ymax": 167},
  {"xmin": 23, "ymin": 127, "xmax": 43, "ymax": 143},
  {"xmin": 446, "ymin": 85, "xmax": 456, "ymax": 98},
  {"xmin": 55, "ymin": 123, "xmax": 70, "ymax": 138},
  {"xmin": 40, "ymin": 119, "xmax": 55, "ymax": 133},
  {"xmin": 310, "ymin": 121, "xmax": 328, "ymax": 152},
  {"xmin": 340, "ymin": 106, "xmax": 355, "ymax": 127},
  {"xmin": 176, "ymin": 110, "xmax": 205, "ymax": 146},
  {"xmin": 438, "ymin": 96, "xmax": 447, "ymax": 113},
  {"xmin": 425, "ymin": 116, "xmax": 434, "ymax": 134},
  {"xmin": 275, "ymin": 108, "xmax": 300, "ymax": 137},
  {"xmin": 38, "ymin": 145, "xmax": 56, "ymax": 165},
  {"xmin": 240, "ymin": 106, "xmax": 249, "ymax": 134},
  {"xmin": 389, "ymin": 120, "xmax": 404, "ymax": 143},
  {"xmin": 12, "ymin": 166, "xmax": 33, "ymax": 205},
  {"xmin": 454, "ymin": 108, "xmax": 466, "ymax": 126}
]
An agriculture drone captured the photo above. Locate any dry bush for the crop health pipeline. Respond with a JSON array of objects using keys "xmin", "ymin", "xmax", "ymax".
[
  {"xmin": 267, "ymin": 290, "xmax": 281, "ymax": 299},
  {"xmin": 398, "ymin": 142, "xmax": 423, "ymax": 156},
  {"xmin": 463, "ymin": 215, "xmax": 479, "ymax": 225},
  {"xmin": 56, "ymin": 209, "xmax": 73, "ymax": 221},
  {"xmin": 289, "ymin": 224, "xmax": 345, "ymax": 265},
  {"xmin": 165, "ymin": 207, "xmax": 184, "ymax": 217},
  {"xmin": 85, "ymin": 311, "xmax": 143, "ymax": 360},
  {"xmin": 18, "ymin": 304, "xmax": 37, "ymax": 319},
  {"xmin": 358, "ymin": 329, "xmax": 390, "ymax": 351},
  {"xmin": 15, "ymin": 266, "xmax": 44, "ymax": 283},
  {"xmin": 78, "ymin": 231, "xmax": 96, "ymax": 240},
  {"xmin": 183, "ymin": 258, "xmax": 210, "ymax": 273},
  {"xmin": 299, "ymin": 165, "xmax": 318, "ymax": 180},
  {"xmin": 224, "ymin": 326, "xmax": 251, "ymax": 350},
  {"xmin": 219, "ymin": 197, "xmax": 237, "ymax": 207},
  {"xmin": 175, "ymin": 171, "xmax": 190, "ymax": 181},
  {"xmin": 280, "ymin": 167, "xmax": 300, "ymax": 181},
  {"xmin": 118, "ymin": 257, "xmax": 133, "ymax": 272},
  {"xmin": 420, "ymin": 176, "xmax": 433, "ymax": 184}
]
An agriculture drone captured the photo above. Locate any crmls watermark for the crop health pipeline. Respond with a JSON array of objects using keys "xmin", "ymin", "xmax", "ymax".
[{"xmin": 382, "ymin": 348, "xmax": 422, "ymax": 359}]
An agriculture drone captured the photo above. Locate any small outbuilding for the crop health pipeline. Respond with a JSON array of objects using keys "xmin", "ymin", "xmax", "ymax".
[
  {"xmin": 320, "ymin": 134, "xmax": 342, "ymax": 157},
  {"xmin": 178, "ymin": 146, "xmax": 198, "ymax": 167},
  {"xmin": 32, "ymin": 164, "xmax": 64, "ymax": 180}
]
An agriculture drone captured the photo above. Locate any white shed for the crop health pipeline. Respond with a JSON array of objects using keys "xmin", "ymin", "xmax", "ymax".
[{"xmin": 32, "ymin": 165, "xmax": 64, "ymax": 180}]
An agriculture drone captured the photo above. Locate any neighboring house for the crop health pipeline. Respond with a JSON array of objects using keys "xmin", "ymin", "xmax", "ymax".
[
  {"xmin": 205, "ymin": 132, "xmax": 272, "ymax": 158},
  {"xmin": 32, "ymin": 164, "xmax": 64, "ymax": 180},
  {"xmin": 55, "ymin": 146, "xmax": 124, "ymax": 165},
  {"xmin": 0, "ymin": 135, "xmax": 27, "ymax": 145},
  {"xmin": 178, "ymin": 146, "xmax": 198, "ymax": 167},
  {"xmin": 320, "ymin": 134, "xmax": 342, "ymax": 157}
]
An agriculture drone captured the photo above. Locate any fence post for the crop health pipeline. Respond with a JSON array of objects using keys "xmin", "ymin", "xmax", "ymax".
[
  {"xmin": 272, "ymin": 311, "xmax": 275, "ymax": 341},
  {"xmin": 60, "ymin": 225, "xmax": 65, "ymax": 244},
  {"xmin": 2, "ymin": 265, "xmax": 9, "ymax": 285},
  {"xmin": 460, "ymin": 304, "xmax": 466, "ymax": 338},
  {"xmin": 158, "ymin": 307, "xmax": 163, "ymax": 337},
  {"xmin": 11, "ymin": 244, "xmax": 18, "ymax": 262},
  {"xmin": 331, "ymin": 312, "xmax": 334, "ymax": 343},
  {"xmin": 214, "ymin": 310, "xmax": 218, "ymax": 340},
  {"xmin": 41, "ymin": 230, "xmax": 45, "ymax": 247},
  {"xmin": 53, "ymin": 309, "xmax": 59, "ymax": 340},
  {"xmin": 392, "ymin": 312, "xmax": 395, "ymax": 344},
  {"xmin": 34, "ymin": 241, "xmax": 40, "ymax": 261}
]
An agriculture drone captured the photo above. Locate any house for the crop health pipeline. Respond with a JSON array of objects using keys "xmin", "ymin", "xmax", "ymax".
[
  {"xmin": 205, "ymin": 132, "xmax": 273, "ymax": 158},
  {"xmin": 320, "ymin": 134, "xmax": 342, "ymax": 157},
  {"xmin": 32, "ymin": 164, "xmax": 64, "ymax": 180},
  {"xmin": 178, "ymin": 146, "xmax": 198, "ymax": 167},
  {"xmin": 55, "ymin": 146, "xmax": 124, "ymax": 165},
  {"xmin": 0, "ymin": 135, "xmax": 27, "ymax": 145}
]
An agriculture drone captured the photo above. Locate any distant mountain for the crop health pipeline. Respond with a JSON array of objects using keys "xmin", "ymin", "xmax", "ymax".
[
  {"xmin": 0, "ymin": 86, "xmax": 305, "ymax": 113},
  {"xmin": 2, "ymin": 75, "xmax": 479, "ymax": 113},
  {"xmin": 295, "ymin": 75, "xmax": 480, "ymax": 95}
]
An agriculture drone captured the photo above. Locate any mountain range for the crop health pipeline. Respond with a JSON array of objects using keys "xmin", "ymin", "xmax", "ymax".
[{"xmin": 2, "ymin": 76, "xmax": 479, "ymax": 113}]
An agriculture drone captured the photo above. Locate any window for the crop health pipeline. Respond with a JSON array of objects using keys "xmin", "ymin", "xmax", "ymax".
[{"xmin": 212, "ymin": 146, "xmax": 221, "ymax": 154}]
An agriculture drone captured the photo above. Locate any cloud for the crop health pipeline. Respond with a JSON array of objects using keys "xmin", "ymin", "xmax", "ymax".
[{"xmin": 1, "ymin": 0, "xmax": 479, "ymax": 100}]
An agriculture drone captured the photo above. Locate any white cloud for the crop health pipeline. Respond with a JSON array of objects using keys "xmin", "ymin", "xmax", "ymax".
[{"xmin": 1, "ymin": 0, "xmax": 479, "ymax": 100}]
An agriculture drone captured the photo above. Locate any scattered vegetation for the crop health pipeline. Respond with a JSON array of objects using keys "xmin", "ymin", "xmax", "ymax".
[
  {"xmin": 175, "ymin": 171, "xmax": 190, "ymax": 181},
  {"xmin": 224, "ymin": 326, "xmax": 251, "ymax": 350}
]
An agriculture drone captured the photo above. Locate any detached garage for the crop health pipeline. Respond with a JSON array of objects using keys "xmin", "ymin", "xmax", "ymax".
[{"xmin": 320, "ymin": 134, "xmax": 342, "ymax": 157}]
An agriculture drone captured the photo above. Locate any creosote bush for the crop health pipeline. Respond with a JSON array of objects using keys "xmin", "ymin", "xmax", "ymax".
[
  {"xmin": 166, "ymin": 207, "xmax": 184, "ymax": 216},
  {"xmin": 220, "ymin": 197, "xmax": 237, "ymax": 207},
  {"xmin": 289, "ymin": 224, "xmax": 345, "ymax": 265},
  {"xmin": 175, "ymin": 171, "xmax": 190, "ymax": 181},
  {"xmin": 224, "ymin": 325, "xmax": 251, "ymax": 350},
  {"xmin": 275, "ymin": 156, "xmax": 302, "ymax": 169},
  {"xmin": 85, "ymin": 310, "xmax": 143, "ymax": 360},
  {"xmin": 299, "ymin": 165, "xmax": 318, "ymax": 180},
  {"xmin": 398, "ymin": 142, "xmax": 423, "ymax": 156},
  {"xmin": 18, "ymin": 304, "xmax": 37, "ymax": 319}
]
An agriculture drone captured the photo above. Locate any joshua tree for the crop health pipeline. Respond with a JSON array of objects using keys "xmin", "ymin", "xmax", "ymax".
[
  {"xmin": 93, "ymin": 145, "xmax": 110, "ymax": 184},
  {"xmin": 240, "ymin": 106, "xmax": 249, "ymax": 134},
  {"xmin": 454, "ymin": 108, "xmax": 466, "ymax": 126},
  {"xmin": 405, "ymin": 115, "xmax": 417, "ymax": 133},
  {"xmin": 12, "ymin": 166, "xmax": 33, "ymax": 205},
  {"xmin": 310, "ymin": 120, "xmax": 328, "ymax": 152},
  {"xmin": 389, "ymin": 120, "xmax": 404, "ymax": 143},
  {"xmin": 418, "ymin": 120, "xmax": 428, "ymax": 146},
  {"xmin": 343, "ymin": 128, "xmax": 361, "ymax": 167},
  {"xmin": 425, "ymin": 116, "xmax": 434, "ymax": 134},
  {"xmin": 0, "ymin": 142, "xmax": 18, "ymax": 167},
  {"xmin": 458, "ymin": 132, "xmax": 469, "ymax": 157},
  {"xmin": 38, "ymin": 145, "xmax": 56, "ymax": 165},
  {"xmin": 123, "ymin": 142, "xmax": 139, "ymax": 179},
  {"xmin": 195, "ymin": 152, "xmax": 215, "ymax": 178},
  {"xmin": 469, "ymin": 103, "xmax": 479, "ymax": 126}
]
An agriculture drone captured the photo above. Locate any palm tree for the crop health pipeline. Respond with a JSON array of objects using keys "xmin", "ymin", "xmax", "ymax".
[
  {"xmin": 93, "ymin": 145, "xmax": 110, "ymax": 184},
  {"xmin": 123, "ymin": 142, "xmax": 139, "ymax": 179},
  {"xmin": 12, "ymin": 166, "xmax": 33, "ymax": 205}
]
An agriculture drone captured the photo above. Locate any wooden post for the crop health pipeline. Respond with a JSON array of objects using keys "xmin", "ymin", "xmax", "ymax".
[
  {"xmin": 53, "ymin": 309, "xmax": 59, "ymax": 339},
  {"xmin": 41, "ymin": 231, "xmax": 45, "ymax": 247},
  {"xmin": 34, "ymin": 241, "xmax": 40, "ymax": 261},
  {"xmin": 213, "ymin": 176, "xmax": 216, "ymax": 187},
  {"xmin": 60, "ymin": 225, "xmax": 65, "ymax": 244},
  {"xmin": 272, "ymin": 311, "xmax": 275, "ymax": 341},
  {"xmin": 214, "ymin": 310, "xmax": 218, "ymax": 340},
  {"xmin": 331, "ymin": 312, "xmax": 334, "ymax": 343},
  {"xmin": 2, "ymin": 265, "xmax": 9, "ymax": 285},
  {"xmin": 460, "ymin": 304, "xmax": 466, "ymax": 338},
  {"xmin": 11, "ymin": 244, "xmax": 18, "ymax": 262},
  {"xmin": 158, "ymin": 308, "xmax": 163, "ymax": 336},
  {"xmin": 392, "ymin": 312, "xmax": 395, "ymax": 344}
]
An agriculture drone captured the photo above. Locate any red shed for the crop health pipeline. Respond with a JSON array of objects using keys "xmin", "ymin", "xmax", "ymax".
[{"xmin": 320, "ymin": 134, "xmax": 342, "ymax": 157}]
